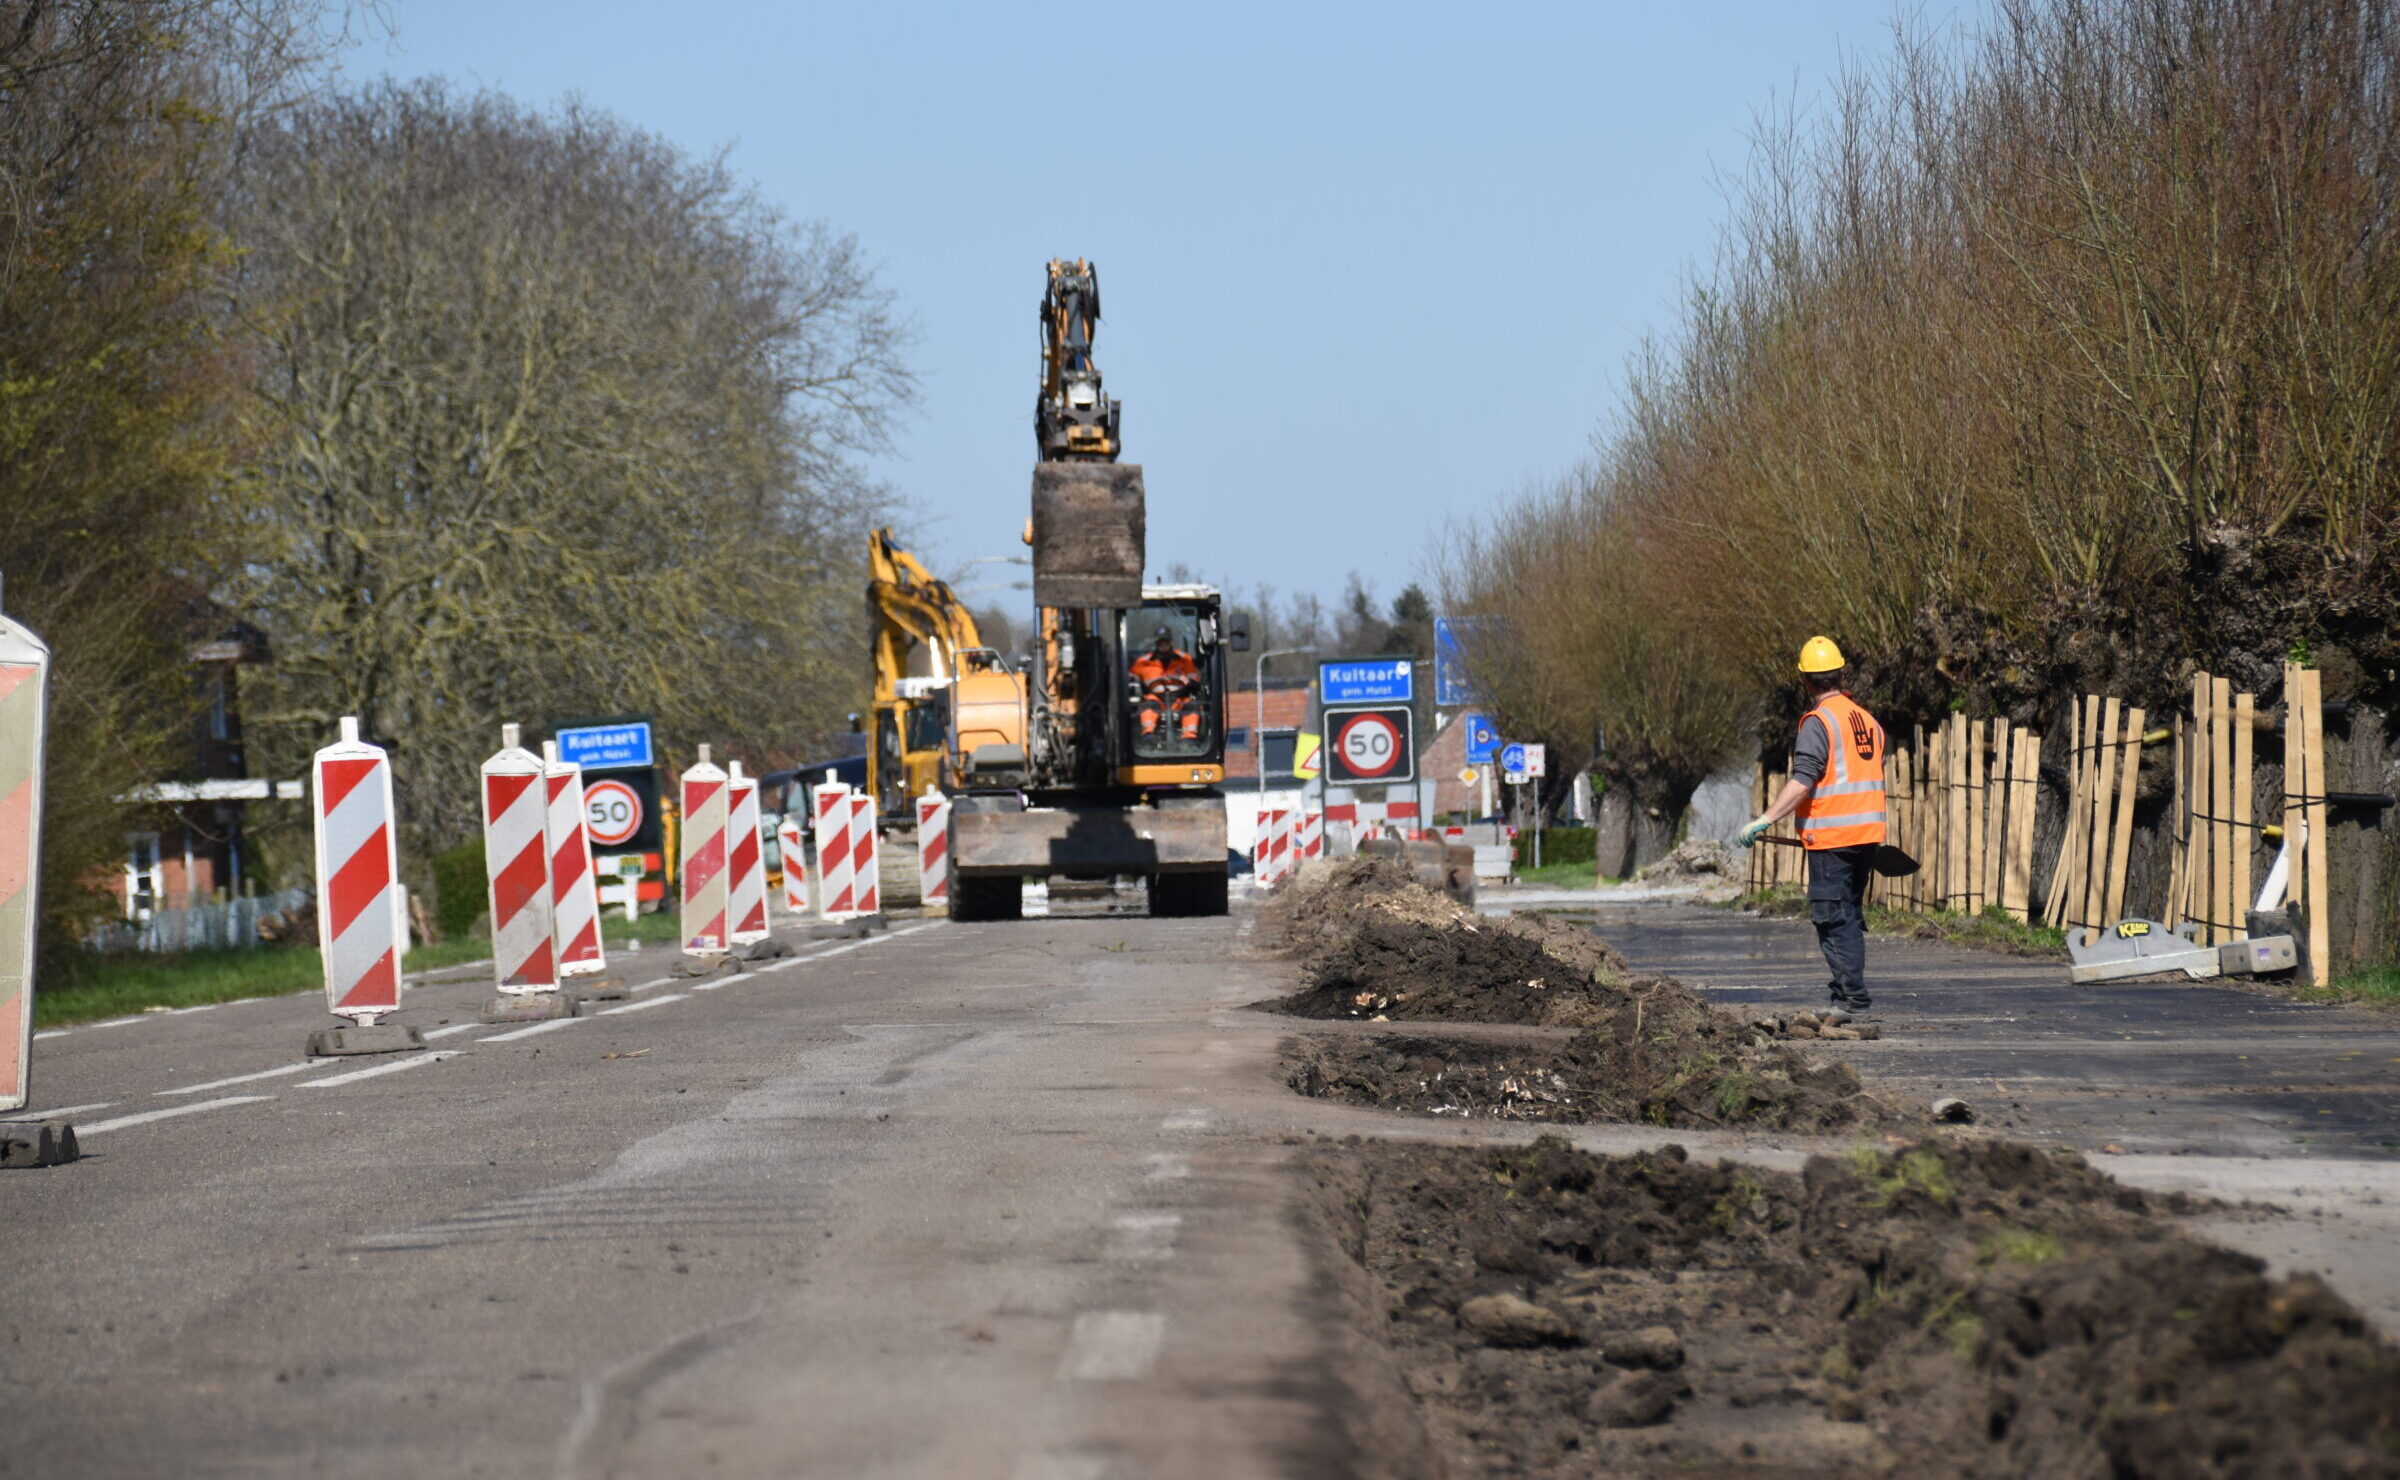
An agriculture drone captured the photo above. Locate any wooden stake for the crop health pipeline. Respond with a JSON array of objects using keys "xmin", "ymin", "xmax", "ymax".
[
  {"xmin": 2103, "ymin": 706, "xmax": 2144, "ymax": 942},
  {"xmin": 2281, "ymin": 663, "xmax": 2301, "ymax": 926},
  {"xmin": 2187, "ymin": 674, "xmax": 2213, "ymax": 942},
  {"xmin": 2081, "ymin": 696, "xmax": 2121, "ymax": 943},
  {"xmin": 2300, "ymin": 667, "xmax": 2332, "ymax": 985},
  {"xmin": 1946, "ymin": 717, "xmax": 1968, "ymax": 913},
  {"xmin": 2165, "ymin": 715, "xmax": 2187, "ymax": 932},
  {"xmin": 2232, "ymin": 692, "xmax": 2254, "ymax": 935},
  {"xmin": 2210, "ymin": 674, "xmax": 2234, "ymax": 947},
  {"xmin": 2003, "ymin": 730, "xmax": 2037, "ymax": 922},
  {"xmin": 1984, "ymin": 717, "xmax": 2010, "ymax": 918},
  {"xmin": 2045, "ymin": 708, "xmax": 2077, "ymax": 929}
]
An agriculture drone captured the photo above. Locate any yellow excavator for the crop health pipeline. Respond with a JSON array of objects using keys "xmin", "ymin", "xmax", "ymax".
[
  {"xmin": 884, "ymin": 259, "xmax": 1240, "ymax": 920},
  {"xmin": 865, "ymin": 530, "xmax": 1003, "ymax": 818}
]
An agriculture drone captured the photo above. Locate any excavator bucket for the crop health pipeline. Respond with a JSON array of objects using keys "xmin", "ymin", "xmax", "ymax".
[{"xmin": 1030, "ymin": 463, "xmax": 1146, "ymax": 608}]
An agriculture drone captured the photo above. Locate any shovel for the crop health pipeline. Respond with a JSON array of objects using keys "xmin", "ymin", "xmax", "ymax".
[{"xmin": 1756, "ymin": 834, "xmax": 1921, "ymax": 878}]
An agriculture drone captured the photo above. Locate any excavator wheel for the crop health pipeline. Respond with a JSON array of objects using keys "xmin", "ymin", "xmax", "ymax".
[
  {"xmin": 1148, "ymin": 870, "xmax": 1228, "ymax": 919},
  {"xmin": 951, "ymin": 875, "xmax": 1024, "ymax": 923}
]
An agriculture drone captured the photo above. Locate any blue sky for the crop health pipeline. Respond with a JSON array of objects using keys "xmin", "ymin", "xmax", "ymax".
[{"xmin": 342, "ymin": 2, "xmax": 1971, "ymax": 606}]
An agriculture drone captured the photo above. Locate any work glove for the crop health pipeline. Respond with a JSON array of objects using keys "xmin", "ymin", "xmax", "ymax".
[{"xmin": 1737, "ymin": 816, "xmax": 1772, "ymax": 846}]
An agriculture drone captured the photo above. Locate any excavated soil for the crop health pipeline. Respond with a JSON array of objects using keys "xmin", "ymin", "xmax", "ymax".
[
  {"xmin": 1302, "ymin": 1135, "xmax": 2400, "ymax": 1479},
  {"xmin": 1270, "ymin": 858, "xmax": 1905, "ymax": 1131}
]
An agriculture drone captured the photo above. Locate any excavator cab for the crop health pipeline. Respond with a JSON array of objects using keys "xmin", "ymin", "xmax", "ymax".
[{"xmin": 1121, "ymin": 595, "xmax": 1225, "ymax": 766}]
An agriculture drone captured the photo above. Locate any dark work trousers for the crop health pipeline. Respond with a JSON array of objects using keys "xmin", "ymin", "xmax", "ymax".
[{"xmin": 1806, "ymin": 843, "xmax": 1877, "ymax": 1009}]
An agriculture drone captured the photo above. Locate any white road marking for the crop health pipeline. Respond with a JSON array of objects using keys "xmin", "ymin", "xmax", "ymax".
[
  {"xmin": 301, "ymin": 1051, "xmax": 459, "ymax": 1088},
  {"xmin": 1160, "ymin": 1110, "xmax": 1211, "ymax": 1133},
  {"xmin": 31, "ymin": 1030, "xmax": 67, "ymax": 1040},
  {"xmin": 422, "ymin": 1022, "xmax": 484, "ymax": 1040},
  {"xmin": 1107, "ymin": 1211, "xmax": 1182, "ymax": 1262},
  {"xmin": 156, "ymin": 1060, "xmax": 319, "ymax": 1096},
  {"xmin": 76, "ymin": 1095, "xmax": 275, "ymax": 1135},
  {"xmin": 598, "ymin": 993, "xmax": 686, "ymax": 1015},
  {"xmin": 1144, "ymin": 1154, "xmax": 1189, "ymax": 1181},
  {"xmin": 625, "ymin": 976, "xmax": 679, "ymax": 993},
  {"xmin": 161, "ymin": 1003, "xmax": 224, "ymax": 1016},
  {"xmin": 32, "ymin": 1101, "xmax": 114, "ymax": 1119},
  {"xmin": 1057, "ymin": 1311, "xmax": 1165, "ymax": 1381},
  {"xmin": 479, "ymin": 1016, "xmax": 588, "ymax": 1043}
]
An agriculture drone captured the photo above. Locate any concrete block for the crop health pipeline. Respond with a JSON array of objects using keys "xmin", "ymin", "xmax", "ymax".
[
  {"xmin": 670, "ymin": 954, "xmax": 742, "ymax": 980},
  {"xmin": 799, "ymin": 920, "xmax": 870, "ymax": 942},
  {"xmin": 564, "ymin": 978, "xmax": 629, "ymax": 1005},
  {"xmin": 476, "ymin": 992, "xmax": 578, "ymax": 1025},
  {"xmin": 306, "ymin": 1023, "xmax": 429, "ymax": 1057},
  {"xmin": 0, "ymin": 1119, "xmax": 78, "ymax": 1169},
  {"xmin": 733, "ymin": 937, "xmax": 791, "ymax": 962}
]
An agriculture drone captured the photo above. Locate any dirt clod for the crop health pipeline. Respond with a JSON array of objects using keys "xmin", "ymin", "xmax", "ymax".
[{"xmin": 1458, "ymin": 1293, "xmax": 1579, "ymax": 1348}]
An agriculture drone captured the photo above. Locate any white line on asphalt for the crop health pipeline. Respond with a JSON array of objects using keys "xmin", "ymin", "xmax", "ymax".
[
  {"xmin": 478, "ymin": 1016, "xmax": 588, "ymax": 1043},
  {"xmin": 1107, "ymin": 1211, "xmax": 1182, "ymax": 1262},
  {"xmin": 300, "ymin": 1051, "xmax": 459, "ymax": 1088},
  {"xmin": 76, "ymin": 1095, "xmax": 276, "ymax": 1135},
  {"xmin": 421, "ymin": 1022, "xmax": 484, "ymax": 1040},
  {"xmin": 598, "ymin": 993, "xmax": 687, "ymax": 1015},
  {"xmin": 625, "ymin": 976, "xmax": 679, "ymax": 993},
  {"xmin": 1011, "ymin": 1455, "xmax": 1107, "ymax": 1480},
  {"xmin": 1057, "ymin": 1312, "xmax": 1166, "ymax": 1381},
  {"xmin": 34, "ymin": 1101, "xmax": 115, "ymax": 1119},
  {"xmin": 1144, "ymin": 1154, "xmax": 1190, "ymax": 1181},
  {"xmin": 155, "ymin": 1060, "xmax": 320, "ymax": 1096},
  {"xmin": 161, "ymin": 1003, "xmax": 224, "ymax": 1016},
  {"xmin": 31, "ymin": 1029, "xmax": 67, "ymax": 1040},
  {"xmin": 1160, "ymin": 1110, "xmax": 1211, "ymax": 1133}
]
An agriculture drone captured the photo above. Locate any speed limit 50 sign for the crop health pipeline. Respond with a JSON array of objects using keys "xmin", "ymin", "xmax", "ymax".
[{"xmin": 1323, "ymin": 705, "xmax": 1416, "ymax": 786}]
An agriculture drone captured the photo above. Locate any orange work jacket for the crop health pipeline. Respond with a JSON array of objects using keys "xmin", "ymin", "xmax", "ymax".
[
  {"xmin": 1131, "ymin": 650, "xmax": 1199, "ymax": 696},
  {"xmin": 1795, "ymin": 692, "xmax": 1887, "ymax": 850}
]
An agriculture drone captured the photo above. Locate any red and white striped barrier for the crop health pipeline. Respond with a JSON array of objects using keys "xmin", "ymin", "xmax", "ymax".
[
  {"xmin": 727, "ymin": 761, "xmax": 769, "ymax": 945},
  {"xmin": 679, "ymin": 746, "xmax": 730, "ymax": 955},
  {"xmin": 1257, "ymin": 806, "xmax": 1292, "ymax": 885},
  {"xmin": 312, "ymin": 717, "xmax": 404, "ymax": 1022},
  {"xmin": 916, "ymin": 791, "xmax": 951, "ymax": 909},
  {"xmin": 482, "ymin": 725, "xmax": 557, "ymax": 994},
  {"xmin": 0, "ymin": 604, "xmax": 51, "ymax": 1114},
  {"xmin": 1298, "ymin": 808, "xmax": 1324, "ymax": 864},
  {"xmin": 777, "ymin": 816, "xmax": 809, "ymax": 914},
  {"xmin": 542, "ymin": 742, "xmax": 605, "ymax": 979},
  {"xmin": 850, "ymin": 793, "xmax": 882, "ymax": 916},
  {"xmin": 812, "ymin": 778, "xmax": 858, "ymax": 921}
]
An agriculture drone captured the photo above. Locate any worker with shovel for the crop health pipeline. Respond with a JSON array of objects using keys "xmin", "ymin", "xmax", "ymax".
[{"xmin": 1739, "ymin": 637, "xmax": 1888, "ymax": 1015}]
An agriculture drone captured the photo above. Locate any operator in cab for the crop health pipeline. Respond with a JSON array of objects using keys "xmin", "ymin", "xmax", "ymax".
[{"xmin": 1130, "ymin": 626, "xmax": 1203, "ymax": 742}]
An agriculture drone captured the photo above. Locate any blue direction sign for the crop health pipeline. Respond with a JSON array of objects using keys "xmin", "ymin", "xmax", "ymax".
[
  {"xmin": 1434, "ymin": 617, "xmax": 1486, "ymax": 707},
  {"xmin": 1463, "ymin": 712, "xmax": 1502, "ymax": 764},
  {"xmin": 1320, "ymin": 658, "xmax": 1414, "ymax": 705},
  {"xmin": 555, "ymin": 719, "xmax": 654, "ymax": 770}
]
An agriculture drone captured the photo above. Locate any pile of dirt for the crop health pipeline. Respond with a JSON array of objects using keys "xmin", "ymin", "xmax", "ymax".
[
  {"xmin": 1303, "ymin": 1135, "xmax": 2400, "ymax": 1479},
  {"xmin": 1287, "ymin": 1025, "xmax": 1893, "ymax": 1132},
  {"xmin": 1637, "ymin": 839, "xmax": 1734, "ymax": 882},
  {"xmin": 1270, "ymin": 857, "xmax": 1903, "ymax": 1130}
]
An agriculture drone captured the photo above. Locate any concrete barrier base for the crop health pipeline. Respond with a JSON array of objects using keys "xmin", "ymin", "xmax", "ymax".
[
  {"xmin": 733, "ymin": 937, "xmax": 790, "ymax": 961},
  {"xmin": 477, "ymin": 992, "xmax": 578, "ymax": 1024},
  {"xmin": 670, "ymin": 953, "xmax": 741, "ymax": 979},
  {"xmin": 306, "ymin": 1023, "xmax": 428, "ymax": 1056},
  {"xmin": 564, "ymin": 978, "xmax": 628, "ymax": 1004},
  {"xmin": 0, "ymin": 1118, "xmax": 78, "ymax": 1169}
]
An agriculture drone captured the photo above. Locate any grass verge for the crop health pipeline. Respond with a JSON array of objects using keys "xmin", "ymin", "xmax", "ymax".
[
  {"xmin": 1513, "ymin": 860, "xmax": 1607, "ymax": 889},
  {"xmin": 36, "ymin": 907, "xmax": 685, "ymax": 1026},
  {"xmin": 1737, "ymin": 887, "xmax": 2067, "ymax": 959},
  {"xmin": 2284, "ymin": 965, "xmax": 2400, "ymax": 1010}
]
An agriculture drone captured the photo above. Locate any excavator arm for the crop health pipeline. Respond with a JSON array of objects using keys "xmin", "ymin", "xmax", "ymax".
[{"xmin": 867, "ymin": 529, "xmax": 1010, "ymax": 811}]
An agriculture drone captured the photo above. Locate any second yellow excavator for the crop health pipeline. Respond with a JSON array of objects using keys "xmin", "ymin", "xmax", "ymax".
[{"xmin": 865, "ymin": 528, "xmax": 1002, "ymax": 818}]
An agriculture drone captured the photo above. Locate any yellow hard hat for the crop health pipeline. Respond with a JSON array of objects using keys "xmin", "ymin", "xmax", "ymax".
[{"xmin": 1797, "ymin": 635, "xmax": 1846, "ymax": 674}]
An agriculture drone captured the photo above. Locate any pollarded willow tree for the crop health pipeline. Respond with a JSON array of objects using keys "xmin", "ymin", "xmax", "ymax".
[{"xmin": 225, "ymin": 80, "xmax": 913, "ymax": 855}]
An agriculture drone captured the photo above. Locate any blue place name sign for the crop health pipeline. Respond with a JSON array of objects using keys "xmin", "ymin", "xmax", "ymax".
[
  {"xmin": 555, "ymin": 720, "xmax": 654, "ymax": 770},
  {"xmin": 1319, "ymin": 659, "xmax": 1415, "ymax": 705}
]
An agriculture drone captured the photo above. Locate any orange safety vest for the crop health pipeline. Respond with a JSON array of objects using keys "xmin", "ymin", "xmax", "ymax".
[{"xmin": 1795, "ymin": 692, "xmax": 1887, "ymax": 850}]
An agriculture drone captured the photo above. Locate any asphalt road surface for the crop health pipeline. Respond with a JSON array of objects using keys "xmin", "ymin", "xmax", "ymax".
[{"xmin": 5, "ymin": 892, "xmax": 2397, "ymax": 1478}]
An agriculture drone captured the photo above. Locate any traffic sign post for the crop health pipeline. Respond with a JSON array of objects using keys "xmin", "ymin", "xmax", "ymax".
[
  {"xmin": 0, "ymin": 595, "xmax": 75, "ymax": 1165},
  {"xmin": 1324, "ymin": 705, "xmax": 1416, "ymax": 787}
]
